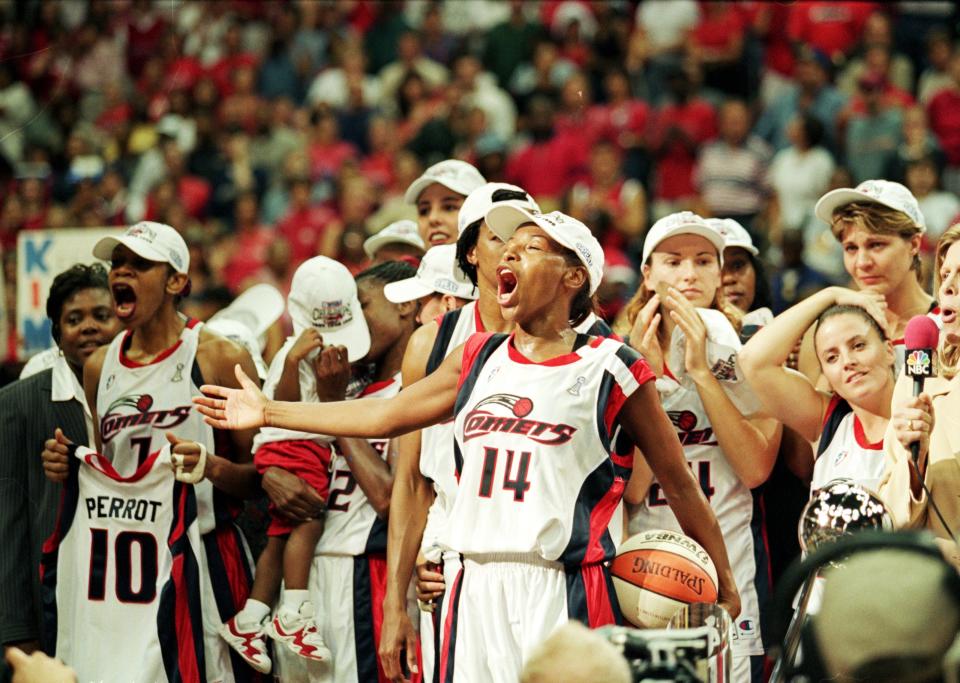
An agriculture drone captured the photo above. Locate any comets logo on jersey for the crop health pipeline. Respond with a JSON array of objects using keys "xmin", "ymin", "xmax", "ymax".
[
  {"xmin": 462, "ymin": 393, "xmax": 578, "ymax": 445},
  {"xmin": 667, "ymin": 410, "xmax": 716, "ymax": 446},
  {"xmin": 100, "ymin": 394, "xmax": 192, "ymax": 443}
]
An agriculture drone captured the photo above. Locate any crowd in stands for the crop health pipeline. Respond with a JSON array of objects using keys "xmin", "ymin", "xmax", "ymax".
[{"xmin": 1, "ymin": 0, "xmax": 959, "ymax": 378}]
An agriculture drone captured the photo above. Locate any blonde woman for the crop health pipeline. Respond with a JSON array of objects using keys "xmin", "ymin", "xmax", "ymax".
[
  {"xmin": 882, "ymin": 223, "xmax": 960, "ymax": 563},
  {"xmin": 618, "ymin": 212, "xmax": 780, "ymax": 683}
]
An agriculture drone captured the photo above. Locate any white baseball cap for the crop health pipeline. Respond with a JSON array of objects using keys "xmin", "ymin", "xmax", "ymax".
[
  {"xmin": 404, "ymin": 159, "xmax": 486, "ymax": 203},
  {"xmin": 363, "ymin": 219, "xmax": 426, "ymax": 259},
  {"xmin": 484, "ymin": 207, "xmax": 605, "ymax": 295},
  {"xmin": 814, "ymin": 179, "xmax": 926, "ymax": 232},
  {"xmin": 642, "ymin": 212, "xmax": 726, "ymax": 266},
  {"xmin": 93, "ymin": 221, "xmax": 190, "ymax": 273},
  {"xmin": 457, "ymin": 182, "xmax": 539, "ymax": 235},
  {"xmin": 287, "ymin": 256, "xmax": 371, "ymax": 362},
  {"xmin": 210, "ymin": 283, "xmax": 285, "ymax": 340},
  {"xmin": 384, "ymin": 244, "xmax": 478, "ymax": 303},
  {"xmin": 707, "ymin": 218, "xmax": 758, "ymax": 256},
  {"xmin": 204, "ymin": 318, "xmax": 269, "ymax": 380}
]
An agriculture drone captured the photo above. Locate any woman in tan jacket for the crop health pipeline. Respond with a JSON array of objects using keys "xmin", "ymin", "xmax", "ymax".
[{"xmin": 881, "ymin": 223, "xmax": 960, "ymax": 564}]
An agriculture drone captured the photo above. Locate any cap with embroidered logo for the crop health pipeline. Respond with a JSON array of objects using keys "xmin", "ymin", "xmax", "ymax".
[
  {"xmin": 363, "ymin": 219, "xmax": 426, "ymax": 259},
  {"xmin": 484, "ymin": 207, "xmax": 605, "ymax": 295},
  {"xmin": 814, "ymin": 179, "xmax": 926, "ymax": 231},
  {"xmin": 384, "ymin": 244, "xmax": 478, "ymax": 303},
  {"xmin": 286, "ymin": 256, "xmax": 371, "ymax": 362},
  {"xmin": 642, "ymin": 212, "xmax": 726, "ymax": 266},
  {"xmin": 404, "ymin": 159, "xmax": 486, "ymax": 204},
  {"xmin": 93, "ymin": 221, "xmax": 190, "ymax": 273},
  {"xmin": 457, "ymin": 182, "xmax": 539, "ymax": 235}
]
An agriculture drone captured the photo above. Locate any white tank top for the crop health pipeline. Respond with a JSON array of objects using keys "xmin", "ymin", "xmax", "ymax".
[
  {"xmin": 442, "ymin": 332, "xmax": 652, "ymax": 563},
  {"xmin": 315, "ymin": 374, "xmax": 401, "ymax": 556},
  {"xmin": 811, "ymin": 395, "xmax": 886, "ymax": 494},
  {"xmin": 98, "ymin": 319, "xmax": 219, "ymax": 533}
]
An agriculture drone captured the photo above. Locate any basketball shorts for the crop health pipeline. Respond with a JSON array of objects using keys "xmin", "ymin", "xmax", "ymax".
[
  {"xmin": 438, "ymin": 553, "xmax": 620, "ymax": 683},
  {"xmin": 253, "ymin": 440, "xmax": 332, "ymax": 536},
  {"xmin": 420, "ymin": 552, "xmax": 461, "ymax": 683}
]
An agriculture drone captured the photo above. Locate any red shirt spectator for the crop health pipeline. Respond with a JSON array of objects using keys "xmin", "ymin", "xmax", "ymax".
[
  {"xmin": 207, "ymin": 23, "xmax": 259, "ymax": 98},
  {"xmin": 507, "ymin": 131, "xmax": 588, "ymax": 204},
  {"xmin": 744, "ymin": 2, "xmax": 794, "ymax": 77},
  {"xmin": 928, "ymin": 87, "xmax": 960, "ymax": 166},
  {"xmin": 649, "ymin": 97, "xmax": 718, "ymax": 201},
  {"xmin": 126, "ymin": 5, "xmax": 167, "ymax": 78},
  {"xmin": 692, "ymin": 2, "xmax": 747, "ymax": 55},
  {"xmin": 787, "ymin": 2, "xmax": 876, "ymax": 62},
  {"xmin": 275, "ymin": 180, "xmax": 339, "ymax": 266},
  {"xmin": 308, "ymin": 113, "xmax": 358, "ymax": 182}
]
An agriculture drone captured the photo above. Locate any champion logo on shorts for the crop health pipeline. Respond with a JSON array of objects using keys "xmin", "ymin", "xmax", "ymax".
[
  {"xmin": 738, "ymin": 618, "xmax": 756, "ymax": 636},
  {"xmin": 100, "ymin": 394, "xmax": 192, "ymax": 443},
  {"xmin": 462, "ymin": 393, "xmax": 578, "ymax": 445}
]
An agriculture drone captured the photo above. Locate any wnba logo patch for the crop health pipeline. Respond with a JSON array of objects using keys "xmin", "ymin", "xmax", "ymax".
[{"xmin": 100, "ymin": 394, "xmax": 192, "ymax": 443}]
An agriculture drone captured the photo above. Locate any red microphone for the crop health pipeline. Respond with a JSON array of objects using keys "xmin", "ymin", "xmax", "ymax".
[{"xmin": 903, "ymin": 315, "xmax": 940, "ymax": 463}]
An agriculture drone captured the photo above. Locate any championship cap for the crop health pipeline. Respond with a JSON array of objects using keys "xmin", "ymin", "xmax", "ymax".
[
  {"xmin": 93, "ymin": 221, "xmax": 190, "ymax": 273},
  {"xmin": 457, "ymin": 182, "xmax": 539, "ymax": 235},
  {"xmin": 209, "ymin": 283, "xmax": 285, "ymax": 340},
  {"xmin": 286, "ymin": 256, "xmax": 371, "ymax": 362},
  {"xmin": 814, "ymin": 179, "xmax": 926, "ymax": 231},
  {"xmin": 404, "ymin": 159, "xmax": 486, "ymax": 204},
  {"xmin": 707, "ymin": 218, "xmax": 758, "ymax": 256},
  {"xmin": 642, "ymin": 212, "xmax": 726, "ymax": 266},
  {"xmin": 384, "ymin": 244, "xmax": 478, "ymax": 303},
  {"xmin": 363, "ymin": 219, "xmax": 426, "ymax": 259},
  {"xmin": 812, "ymin": 548, "xmax": 960, "ymax": 681},
  {"xmin": 484, "ymin": 207, "xmax": 604, "ymax": 295}
]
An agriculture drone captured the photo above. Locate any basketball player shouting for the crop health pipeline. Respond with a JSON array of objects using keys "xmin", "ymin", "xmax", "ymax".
[
  {"xmin": 42, "ymin": 221, "xmax": 265, "ymax": 682},
  {"xmin": 195, "ymin": 208, "xmax": 740, "ymax": 682}
]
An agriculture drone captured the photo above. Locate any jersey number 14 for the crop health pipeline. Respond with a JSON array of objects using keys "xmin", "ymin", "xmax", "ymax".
[{"xmin": 478, "ymin": 447, "xmax": 532, "ymax": 501}]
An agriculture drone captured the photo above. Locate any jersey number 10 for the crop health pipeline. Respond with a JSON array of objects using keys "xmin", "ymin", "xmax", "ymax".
[{"xmin": 88, "ymin": 528, "xmax": 159, "ymax": 603}]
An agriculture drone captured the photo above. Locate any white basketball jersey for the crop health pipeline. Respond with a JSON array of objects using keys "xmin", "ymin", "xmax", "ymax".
[
  {"xmin": 41, "ymin": 445, "xmax": 206, "ymax": 683},
  {"xmin": 441, "ymin": 333, "xmax": 652, "ymax": 562},
  {"xmin": 811, "ymin": 395, "xmax": 886, "ymax": 494},
  {"xmin": 629, "ymin": 313, "xmax": 765, "ymax": 656},
  {"xmin": 315, "ymin": 375, "xmax": 401, "ymax": 556},
  {"xmin": 98, "ymin": 319, "xmax": 218, "ymax": 533}
]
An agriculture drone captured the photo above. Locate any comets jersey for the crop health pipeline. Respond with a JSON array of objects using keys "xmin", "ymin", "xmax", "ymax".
[
  {"xmin": 41, "ymin": 445, "xmax": 205, "ymax": 683},
  {"xmin": 811, "ymin": 395, "xmax": 886, "ymax": 494},
  {"xmin": 97, "ymin": 319, "xmax": 218, "ymax": 532},
  {"xmin": 629, "ymin": 310, "xmax": 765, "ymax": 657},
  {"xmin": 315, "ymin": 375, "xmax": 401, "ymax": 556},
  {"xmin": 442, "ymin": 332, "xmax": 653, "ymax": 562}
]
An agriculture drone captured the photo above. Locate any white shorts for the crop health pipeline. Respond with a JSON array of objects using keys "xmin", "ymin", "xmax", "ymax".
[
  {"xmin": 420, "ymin": 552, "xmax": 461, "ymax": 683},
  {"xmin": 437, "ymin": 553, "xmax": 619, "ymax": 683}
]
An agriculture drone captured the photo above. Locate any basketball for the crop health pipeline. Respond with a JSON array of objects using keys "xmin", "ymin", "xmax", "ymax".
[{"xmin": 611, "ymin": 529, "xmax": 719, "ymax": 628}]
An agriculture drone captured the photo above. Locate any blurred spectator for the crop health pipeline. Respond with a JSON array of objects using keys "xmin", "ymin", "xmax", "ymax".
[
  {"xmin": 125, "ymin": 0, "xmax": 167, "ymax": 79},
  {"xmin": 379, "ymin": 30, "xmax": 449, "ymax": 106},
  {"xmin": 841, "ymin": 49, "xmax": 915, "ymax": 117},
  {"xmin": 220, "ymin": 65, "xmax": 263, "ymax": 134},
  {"xmin": 567, "ymin": 139, "xmax": 646, "ymax": 262},
  {"xmin": 599, "ymin": 67, "xmax": 651, "ymax": 182},
  {"xmin": 420, "ymin": 4, "xmax": 459, "ymax": 65},
  {"xmin": 550, "ymin": 4, "xmax": 595, "ymax": 69},
  {"xmin": 208, "ymin": 21, "xmax": 259, "ymax": 98},
  {"xmin": 633, "ymin": 0, "xmax": 699, "ymax": 104},
  {"xmin": 786, "ymin": 2, "xmax": 877, "ymax": 65},
  {"xmin": 483, "ymin": 1, "xmax": 544, "ymax": 88},
  {"xmin": 0, "ymin": 64, "xmax": 37, "ymax": 164},
  {"xmin": 509, "ymin": 38, "xmax": 576, "ymax": 112},
  {"xmin": 927, "ymin": 52, "xmax": 960, "ymax": 192},
  {"xmin": 209, "ymin": 132, "xmax": 264, "ymax": 222},
  {"xmin": 257, "ymin": 14, "xmax": 302, "ymax": 103},
  {"xmin": 275, "ymin": 176, "xmax": 339, "ymax": 267},
  {"xmin": 451, "ymin": 53, "xmax": 516, "ymax": 141},
  {"xmin": 308, "ymin": 110, "xmax": 357, "ymax": 184},
  {"xmin": 837, "ymin": 12, "xmax": 914, "ymax": 97},
  {"xmin": 845, "ymin": 72, "xmax": 904, "ymax": 183},
  {"xmin": 393, "ymin": 71, "xmax": 447, "ymax": 147},
  {"xmin": 771, "ymin": 230, "xmax": 834, "ymax": 313},
  {"xmin": 690, "ymin": 2, "xmax": 749, "ymax": 99},
  {"xmin": 250, "ymin": 98, "xmax": 305, "ymax": 178},
  {"xmin": 887, "ymin": 105, "xmax": 946, "ymax": 183},
  {"xmin": 363, "ymin": 3, "xmax": 409, "ymax": 74},
  {"xmin": 360, "ymin": 116, "xmax": 399, "ymax": 191},
  {"xmin": 755, "ymin": 46, "xmax": 846, "ymax": 153},
  {"xmin": 904, "ymin": 156, "xmax": 960, "ymax": 243},
  {"xmin": 768, "ymin": 114, "xmax": 835, "ymax": 235},
  {"xmin": 918, "ymin": 28, "xmax": 956, "ymax": 105},
  {"xmin": 695, "ymin": 99, "xmax": 772, "ymax": 232},
  {"xmin": 747, "ymin": 2, "xmax": 796, "ymax": 105},
  {"xmin": 506, "ymin": 95, "xmax": 586, "ymax": 207},
  {"xmin": 307, "ymin": 42, "xmax": 381, "ymax": 111},
  {"xmin": 555, "ymin": 71, "xmax": 606, "ymax": 146},
  {"xmin": 221, "ymin": 192, "xmax": 276, "ymax": 294},
  {"xmin": 648, "ymin": 64, "xmax": 718, "ymax": 218}
]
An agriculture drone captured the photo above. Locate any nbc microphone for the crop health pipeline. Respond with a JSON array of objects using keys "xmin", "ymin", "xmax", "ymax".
[{"xmin": 903, "ymin": 315, "xmax": 940, "ymax": 463}]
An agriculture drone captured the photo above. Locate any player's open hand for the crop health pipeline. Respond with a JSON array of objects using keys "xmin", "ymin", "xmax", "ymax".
[
  {"xmin": 195, "ymin": 364, "xmax": 267, "ymax": 430},
  {"xmin": 629, "ymin": 294, "xmax": 663, "ymax": 376},
  {"xmin": 379, "ymin": 606, "xmax": 419, "ymax": 683},
  {"xmin": 6, "ymin": 647, "xmax": 76, "ymax": 683},
  {"xmin": 663, "ymin": 287, "xmax": 710, "ymax": 382},
  {"xmin": 41, "ymin": 428, "xmax": 72, "ymax": 483}
]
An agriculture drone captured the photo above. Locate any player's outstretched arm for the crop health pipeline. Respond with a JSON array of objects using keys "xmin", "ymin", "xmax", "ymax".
[
  {"xmin": 195, "ymin": 345, "xmax": 464, "ymax": 440},
  {"xmin": 620, "ymin": 381, "xmax": 741, "ymax": 619}
]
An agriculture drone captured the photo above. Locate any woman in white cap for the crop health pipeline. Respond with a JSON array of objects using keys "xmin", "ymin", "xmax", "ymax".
[
  {"xmin": 194, "ymin": 207, "xmax": 740, "ymax": 683},
  {"xmin": 618, "ymin": 212, "xmax": 780, "ymax": 683},
  {"xmin": 813, "ymin": 179, "xmax": 937, "ymax": 375},
  {"xmin": 41, "ymin": 221, "xmax": 266, "ymax": 681},
  {"xmin": 405, "ymin": 159, "xmax": 486, "ymax": 247}
]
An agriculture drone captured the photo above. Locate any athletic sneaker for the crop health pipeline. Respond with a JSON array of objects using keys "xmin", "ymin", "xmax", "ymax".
[
  {"xmin": 269, "ymin": 602, "xmax": 332, "ymax": 663},
  {"xmin": 218, "ymin": 616, "xmax": 272, "ymax": 674}
]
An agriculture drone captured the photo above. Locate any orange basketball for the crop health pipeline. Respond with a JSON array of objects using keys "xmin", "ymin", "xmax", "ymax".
[{"xmin": 611, "ymin": 529, "xmax": 719, "ymax": 628}]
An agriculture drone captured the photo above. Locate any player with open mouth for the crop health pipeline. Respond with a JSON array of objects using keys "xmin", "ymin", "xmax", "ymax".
[{"xmin": 194, "ymin": 207, "xmax": 740, "ymax": 682}]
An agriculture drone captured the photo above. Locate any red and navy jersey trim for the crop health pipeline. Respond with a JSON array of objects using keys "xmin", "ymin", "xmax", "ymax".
[
  {"xmin": 427, "ymin": 308, "xmax": 464, "ymax": 375},
  {"xmin": 817, "ymin": 394, "xmax": 850, "ymax": 458}
]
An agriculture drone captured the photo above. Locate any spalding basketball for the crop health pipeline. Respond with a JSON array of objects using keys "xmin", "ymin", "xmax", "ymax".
[{"xmin": 611, "ymin": 529, "xmax": 719, "ymax": 628}]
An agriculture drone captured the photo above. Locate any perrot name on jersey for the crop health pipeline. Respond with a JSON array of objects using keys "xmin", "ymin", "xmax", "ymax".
[
  {"xmin": 462, "ymin": 393, "xmax": 578, "ymax": 445},
  {"xmin": 100, "ymin": 393, "xmax": 192, "ymax": 443},
  {"xmin": 85, "ymin": 495, "xmax": 164, "ymax": 523}
]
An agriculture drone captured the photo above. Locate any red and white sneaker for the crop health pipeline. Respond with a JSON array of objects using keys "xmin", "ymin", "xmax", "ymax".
[
  {"xmin": 218, "ymin": 616, "xmax": 272, "ymax": 673},
  {"xmin": 269, "ymin": 602, "xmax": 332, "ymax": 663}
]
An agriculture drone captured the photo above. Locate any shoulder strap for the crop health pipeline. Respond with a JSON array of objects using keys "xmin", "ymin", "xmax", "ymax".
[
  {"xmin": 816, "ymin": 395, "xmax": 853, "ymax": 458},
  {"xmin": 426, "ymin": 307, "xmax": 463, "ymax": 375}
]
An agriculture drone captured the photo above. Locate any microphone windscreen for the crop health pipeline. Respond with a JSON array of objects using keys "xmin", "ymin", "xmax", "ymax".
[{"xmin": 903, "ymin": 315, "xmax": 939, "ymax": 350}]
